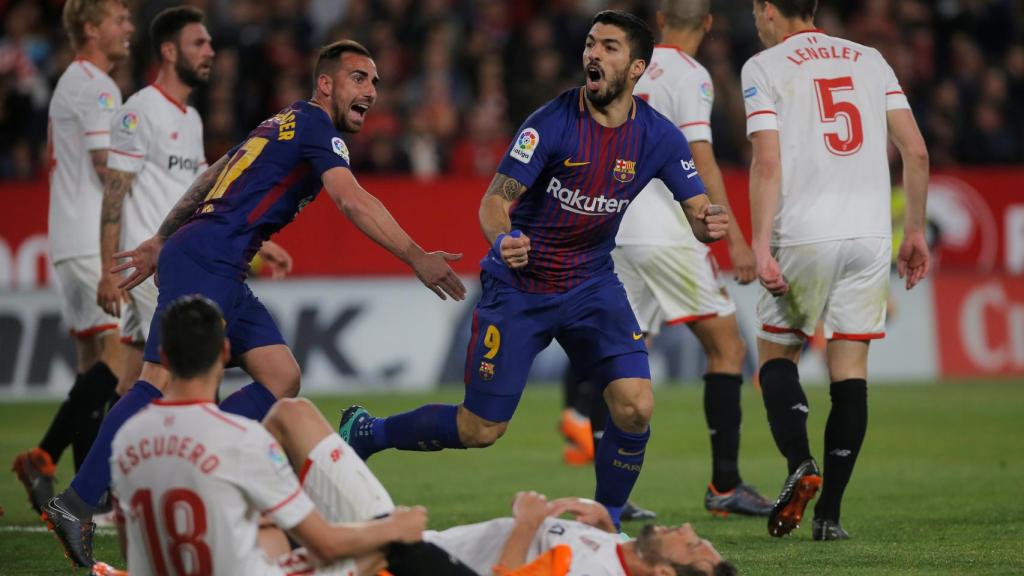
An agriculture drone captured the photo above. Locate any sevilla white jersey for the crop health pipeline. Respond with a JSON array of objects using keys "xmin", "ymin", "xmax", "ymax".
[
  {"xmin": 110, "ymin": 401, "xmax": 316, "ymax": 576},
  {"xmin": 617, "ymin": 45, "xmax": 714, "ymax": 248},
  {"xmin": 425, "ymin": 517, "xmax": 628, "ymax": 576},
  {"xmin": 108, "ymin": 85, "xmax": 207, "ymax": 250},
  {"xmin": 741, "ymin": 30, "xmax": 911, "ymax": 246},
  {"xmin": 48, "ymin": 59, "xmax": 122, "ymax": 263}
]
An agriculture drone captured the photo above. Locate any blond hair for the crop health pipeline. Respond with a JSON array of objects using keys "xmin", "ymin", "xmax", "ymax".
[
  {"xmin": 660, "ymin": 0, "xmax": 710, "ymax": 31},
  {"xmin": 63, "ymin": 0, "xmax": 127, "ymax": 50}
]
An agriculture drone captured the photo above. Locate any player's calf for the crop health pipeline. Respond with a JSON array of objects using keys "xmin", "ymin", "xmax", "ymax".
[{"xmin": 456, "ymin": 405, "xmax": 508, "ymax": 447}]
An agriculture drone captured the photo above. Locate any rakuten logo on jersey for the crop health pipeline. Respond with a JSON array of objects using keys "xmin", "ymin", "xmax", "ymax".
[{"xmin": 546, "ymin": 177, "xmax": 630, "ymax": 216}]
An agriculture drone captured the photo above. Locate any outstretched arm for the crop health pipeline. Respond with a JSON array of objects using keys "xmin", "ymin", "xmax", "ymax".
[
  {"xmin": 323, "ymin": 167, "xmax": 465, "ymax": 300},
  {"xmin": 97, "ymin": 168, "xmax": 135, "ymax": 316},
  {"xmin": 888, "ymin": 108, "xmax": 930, "ymax": 289},
  {"xmin": 112, "ymin": 154, "xmax": 228, "ymax": 290},
  {"xmin": 479, "ymin": 174, "xmax": 531, "ymax": 269}
]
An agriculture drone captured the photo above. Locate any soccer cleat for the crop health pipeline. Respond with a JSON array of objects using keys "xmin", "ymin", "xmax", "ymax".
[
  {"xmin": 41, "ymin": 495, "xmax": 96, "ymax": 567},
  {"xmin": 91, "ymin": 562, "xmax": 128, "ymax": 576},
  {"xmin": 812, "ymin": 518, "xmax": 850, "ymax": 541},
  {"xmin": 559, "ymin": 408, "xmax": 594, "ymax": 466},
  {"xmin": 620, "ymin": 500, "xmax": 657, "ymax": 521},
  {"xmin": 767, "ymin": 459, "xmax": 822, "ymax": 537},
  {"xmin": 338, "ymin": 405, "xmax": 378, "ymax": 460},
  {"xmin": 705, "ymin": 483, "xmax": 774, "ymax": 517},
  {"xmin": 11, "ymin": 448, "xmax": 56, "ymax": 514}
]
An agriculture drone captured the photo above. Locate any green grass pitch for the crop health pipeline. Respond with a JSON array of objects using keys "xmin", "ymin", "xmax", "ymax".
[{"xmin": 1, "ymin": 381, "xmax": 1022, "ymax": 574}]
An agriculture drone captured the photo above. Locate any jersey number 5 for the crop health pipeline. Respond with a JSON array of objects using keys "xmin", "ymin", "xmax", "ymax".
[
  {"xmin": 814, "ymin": 76, "xmax": 863, "ymax": 156},
  {"xmin": 131, "ymin": 488, "xmax": 212, "ymax": 576}
]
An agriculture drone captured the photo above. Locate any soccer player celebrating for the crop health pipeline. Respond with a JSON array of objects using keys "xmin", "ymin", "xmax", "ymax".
[
  {"xmin": 43, "ymin": 40, "xmax": 466, "ymax": 567},
  {"xmin": 613, "ymin": 0, "xmax": 771, "ymax": 518},
  {"xmin": 12, "ymin": 0, "xmax": 134, "ymax": 515},
  {"xmin": 340, "ymin": 10, "xmax": 727, "ymax": 530},
  {"xmin": 742, "ymin": 0, "xmax": 929, "ymax": 539}
]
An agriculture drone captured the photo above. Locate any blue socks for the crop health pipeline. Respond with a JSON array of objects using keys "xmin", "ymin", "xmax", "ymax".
[
  {"xmin": 371, "ymin": 404, "xmax": 465, "ymax": 455},
  {"xmin": 69, "ymin": 380, "xmax": 163, "ymax": 507},
  {"xmin": 219, "ymin": 382, "xmax": 277, "ymax": 421},
  {"xmin": 594, "ymin": 418, "xmax": 650, "ymax": 530}
]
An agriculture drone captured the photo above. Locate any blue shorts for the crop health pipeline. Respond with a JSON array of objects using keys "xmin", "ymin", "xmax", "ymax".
[
  {"xmin": 463, "ymin": 271, "xmax": 649, "ymax": 422},
  {"xmin": 143, "ymin": 244, "xmax": 285, "ymax": 364}
]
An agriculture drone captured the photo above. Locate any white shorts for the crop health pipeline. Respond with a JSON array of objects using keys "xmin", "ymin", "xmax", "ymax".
[
  {"xmin": 120, "ymin": 277, "xmax": 158, "ymax": 344},
  {"xmin": 757, "ymin": 238, "xmax": 890, "ymax": 346},
  {"xmin": 53, "ymin": 255, "xmax": 120, "ymax": 338},
  {"xmin": 299, "ymin": 435, "xmax": 394, "ymax": 523},
  {"xmin": 612, "ymin": 244, "xmax": 736, "ymax": 336}
]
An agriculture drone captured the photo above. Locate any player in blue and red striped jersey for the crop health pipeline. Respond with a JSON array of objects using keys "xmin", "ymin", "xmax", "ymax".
[
  {"xmin": 42, "ymin": 39, "xmax": 467, "ymax": 568},
  {"xmin": 340, "ymin": 11, "xmax": 728, "ymax": 530}
]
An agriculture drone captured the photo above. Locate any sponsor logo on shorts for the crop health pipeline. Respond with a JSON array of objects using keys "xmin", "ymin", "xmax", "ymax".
[
  {"xmin": 479, "ymin": 360, "xmax": 495, "ymax": 381},
  {"xmin": 632, "ymin": 332, "xmax": 643, "ymax": 340},
  {"xmin": 743, "ymin": 86, "xmax": 758, "ymax": 99},
  {"xmin": 330, "ymin": 448, "xmax": 342, "ymax": 462},
  {"xmin": 613, "ymin": 158, "xmax": 636, "ymax": 183},
  {"xmin": 546, "ymin": 177, "xmax": 630, "ymax": 216},
  {"xmin": 509, "ymin": 128, "xmax": 539, "ymax": 164}
]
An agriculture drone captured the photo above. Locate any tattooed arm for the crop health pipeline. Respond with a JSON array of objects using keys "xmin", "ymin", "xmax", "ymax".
[
  {"xmin": 90, "ymin": 150, "xmax": 110, "ymax": 187},
  {"xmin": 97, "ymin": 168, "xmax": 135, "ymax": 316},
  {"xmin": 479, "ymin": 173, "xmax": 531, "ymax": 269},
  {"xmin": 112, "ymin": 155, "xmax": 229, "ymax": 291},
  {"xmin": 157, "ymin": 154, "xmax": 228, "ymax": 241}
]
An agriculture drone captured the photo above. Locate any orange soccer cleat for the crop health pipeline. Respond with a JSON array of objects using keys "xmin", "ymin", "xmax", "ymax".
[
  {"xmin": 11, "ymin": 447, "xmax": 57, "ymax": 515},
  {"xmin": 559, "ymin": 409, "xmax": 594, "ymax": 466}
]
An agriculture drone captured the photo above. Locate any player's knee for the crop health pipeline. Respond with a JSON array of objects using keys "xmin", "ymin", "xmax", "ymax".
[
  {"xmin": 609, "ymin": 394, "xmax": 653, "ymax": 433},
  {"xmin": 457, "ymin": 415, "xmax": 508, "ymax": 448},
  {"xmin": 715, "ymin": 336, "xmax": 746, "ymax": 370},
  {"xmin": 265, "ymin": 397, "xmax": 316, "ymax": 428}
]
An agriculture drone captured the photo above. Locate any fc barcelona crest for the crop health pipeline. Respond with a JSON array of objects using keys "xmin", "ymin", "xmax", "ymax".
[
  {"xmin": 613, "ymin": 159, "xmax": 636, "ymax": 183},
  {"xmin": 479, "ymin": 361, "xmax": 496, "ymax": 381}
]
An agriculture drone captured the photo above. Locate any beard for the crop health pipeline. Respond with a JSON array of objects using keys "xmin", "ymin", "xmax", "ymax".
[
  {"xmin": 585, "ymin": 68, "xmax": 627, "ymax": 108},
  {"xmin": 634, "ymin": 524, "xmax": 663, "ymax": 563},
  {"xmin": 176, "ymin": 57, "xmax": 209, "ymax": 88}
]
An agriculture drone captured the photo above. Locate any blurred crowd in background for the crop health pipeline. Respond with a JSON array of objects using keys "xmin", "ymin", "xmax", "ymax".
[{"xmin": 0, "ymin": 0, "xmax": 1022, "ymax": 180}]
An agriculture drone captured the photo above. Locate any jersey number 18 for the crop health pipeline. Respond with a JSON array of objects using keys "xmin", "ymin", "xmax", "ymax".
[{"xmin": 131, "ymin": 487, "xmax": 212, "ymax": 576}]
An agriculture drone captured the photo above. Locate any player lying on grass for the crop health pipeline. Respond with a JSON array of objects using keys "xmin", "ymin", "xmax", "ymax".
[
  {"xmin": 98, "ymin": 295, "xmax": 478, "ymax": 575},
  {"xmin": 425, "ymin": 491, "xmax": 737, "ymax": 576}
]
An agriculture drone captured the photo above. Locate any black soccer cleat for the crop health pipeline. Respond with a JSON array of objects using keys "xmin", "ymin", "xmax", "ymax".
[
  {"xmin": 620, "ymin": 500, "xmax": 657, "ymax": 521},
  {"xmin": 767, "ymin": 459, "xmax": 822, "ymax": 537},
  {"xmin": 11, "ymin": 448, "xmax": 56, "ymax": 515},
  {"xmin": 41, "ymin": 495, "xmax": 96, "ymax": 567},
  {"xmin": 705, "ymin": 482, "xmax": 774, "ymax": 517},
  {"xmin": 812, "ymin": 517, "xmax": 850, "ymax": 541}
]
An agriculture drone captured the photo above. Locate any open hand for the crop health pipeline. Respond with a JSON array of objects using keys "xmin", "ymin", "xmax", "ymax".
[
  {"xmin": 112, "ymin": 236, "xmax": 163, "ymax": 291},
  {"xmin": 412, "ymin": 251, "xmax": 466, "ymax": 301}
]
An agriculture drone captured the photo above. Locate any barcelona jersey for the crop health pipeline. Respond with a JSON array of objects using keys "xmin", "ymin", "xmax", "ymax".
[
  {"xmin": 482, "ymin": 88, "xmax": 706, "ymax": 293},
  {"xmin": 169, "ymin": 100, "xmax": 351, "ymax": 278}
]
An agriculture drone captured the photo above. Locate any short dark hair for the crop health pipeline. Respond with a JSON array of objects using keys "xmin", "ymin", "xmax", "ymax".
[
  {"xmin": 591, "ymin": 10, "xmax": 655, "ymax": 70},
  {"xmin": 313, "ymin": 39, "xmax": 372, "ymax": 87},
  {"xmin": 756, "ymin": 0, "xmax": 817, "ymax": 20},
  {"xmin": 160, "ymin": 295, "xmax": 225, "ymax": 379},
  {"xmin": 150, "ymin": 6, "xmax": 205, "ymax": 61},
  {"xmin": 671, "ymin": 560, "xmax": 738, "ymax": 576}
]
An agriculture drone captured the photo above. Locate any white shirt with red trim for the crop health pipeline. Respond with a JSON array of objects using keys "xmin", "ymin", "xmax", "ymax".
[
  {"xmin": 741, "ymin": 30, "xmax": 911, "ymax": 247},
  {"xmin": 424, "ymin": 517, "xmax": 629, "ymax": 576},
  {"xmin": 617, "ymin": 45, "xmax": 712, "ymax": 248},
  {"xmin": 111, "ymin": 400, "xmax": 315, "ymax": 576},
  {"xmin": 47, "ymin": 59, "xmax": 122, "ymax": 262},
  {"xmin": 108, "ymin": 85, "xmax": 207, "ymax": 250}
]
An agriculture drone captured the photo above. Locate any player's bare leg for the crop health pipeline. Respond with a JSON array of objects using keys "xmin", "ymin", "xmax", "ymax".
[
  {"xmin": 811, "ymin": 339, "xmax": 870, "ymax": 541},
  {"xmin": 690, "ymin": 315, "xmax": 772, "ymax": 516},
  {"xmin": 455, "ymin": 405, "xmax": 509, "ymax": 448},
  {"xmin": 114, "ymin": 343, "xmax": 145, "ymax": 396},
  {"xmin": 219, "ymin": 344, "xmax": 301, "ymax": 421},
  {"xmin": 594, "ymin": 377, "xmax": 653, "ymax": 529},
  {"xmin": 757, "ymin": 338, "xmax": 822, "ymax": 537}
]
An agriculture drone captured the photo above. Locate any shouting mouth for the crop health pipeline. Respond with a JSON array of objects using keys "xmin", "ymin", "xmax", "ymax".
[{"xmin": 585, "ymin": 63, "xmax": 603, "ymax": 92}]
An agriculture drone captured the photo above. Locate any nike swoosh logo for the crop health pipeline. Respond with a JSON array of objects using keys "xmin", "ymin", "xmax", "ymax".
[
  {"xmin": 618, "ymin": 448, "xmax": 645, "ymax": 456},
  {"xmin": 632, "ymin": 332, "xmax": 643, "ymax": 340},
  {"xmin": 563, "ymin": 158, "xmax": 590, "ymax": 167},
  {"xmin": 48, "ymin": 499, "xmax": 77, "ymax": 521}
]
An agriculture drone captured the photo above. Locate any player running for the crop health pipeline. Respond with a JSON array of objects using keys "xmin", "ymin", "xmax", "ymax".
[
  {"xmin": 11, "ymin": 0, "xmax": 134, "ymax": 515},
  {"xmin": 743, "ymin": 0, "xmax": 929, "ymax": 539},
  {"xmin": 561, "ymin": 0, "xmax": 773, "ymax": 519},
  {"xmin": 43, "ymin": 39, "xmax": 467, "ymax": 567},
  {"xmin": 340, "ymin": 10, "xmax": 727, "ymax": 530}
]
